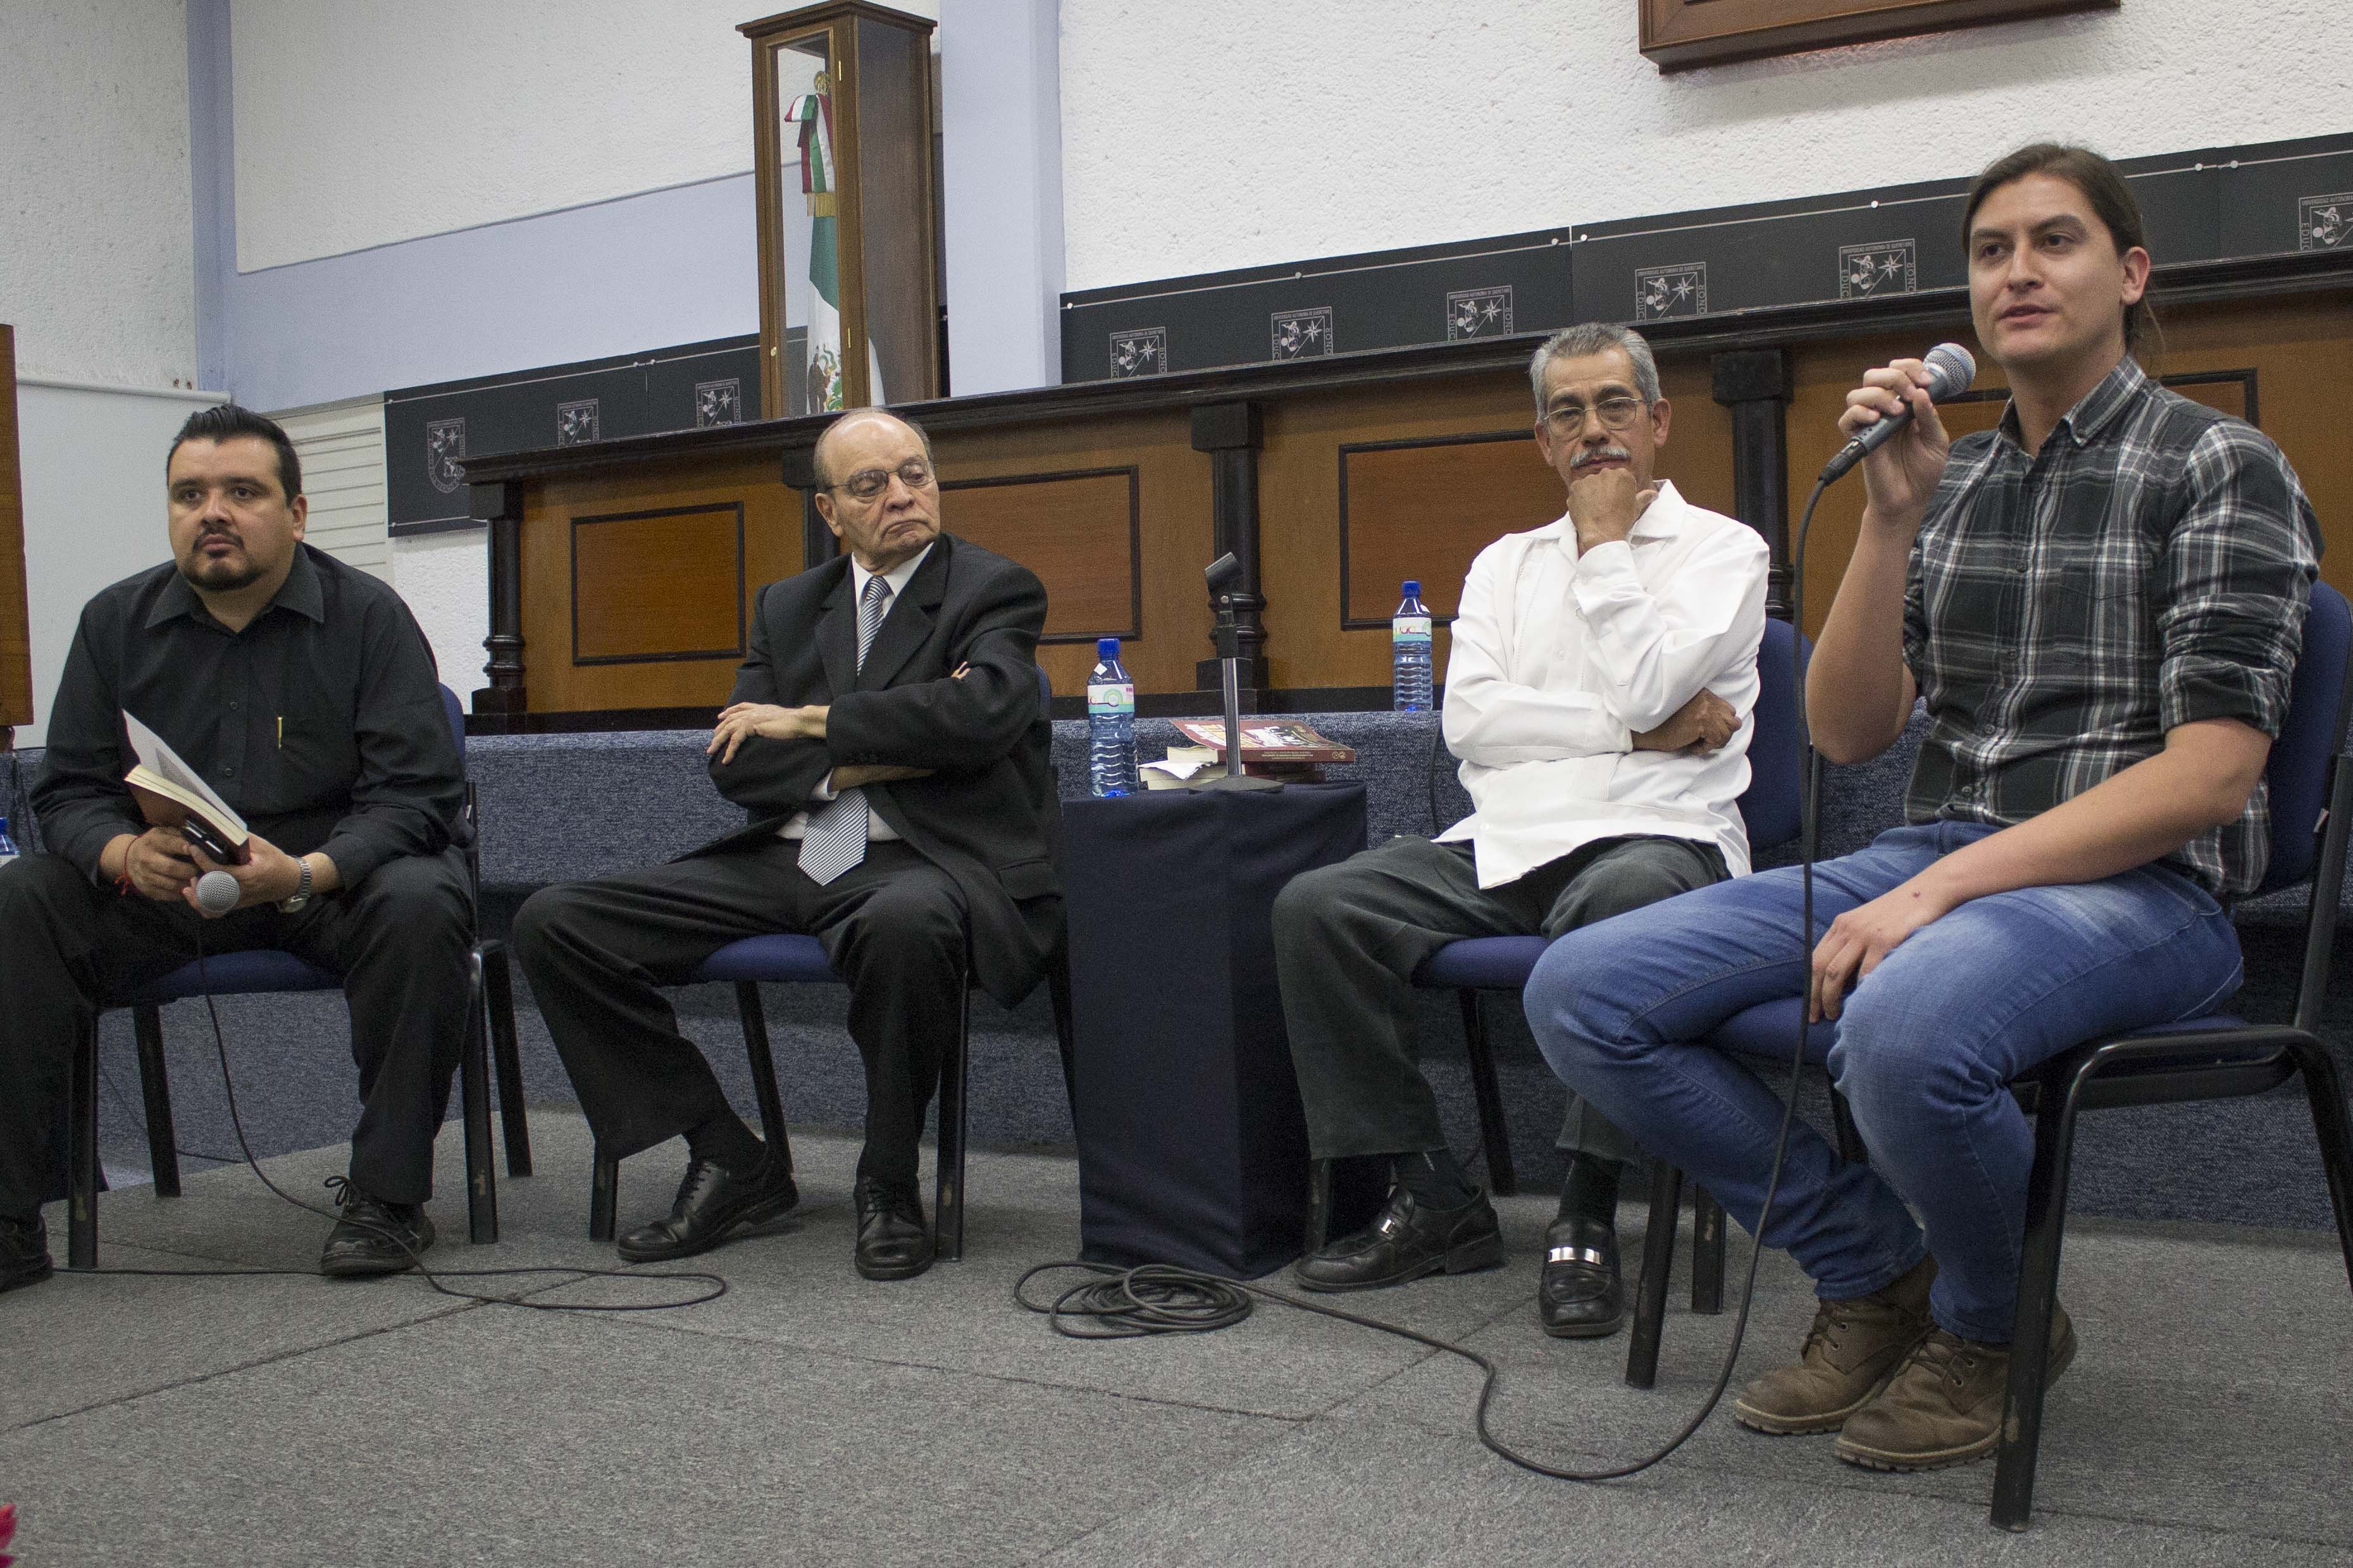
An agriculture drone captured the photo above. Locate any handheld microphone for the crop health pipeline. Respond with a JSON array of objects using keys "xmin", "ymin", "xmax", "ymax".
[
  {"xmin": 1818, "ymin": 342, "xmax": 1976, "ymax": 484},
  {"xmin": 195, "ymin": 869, "xmax": 241, "ymax": 915}
]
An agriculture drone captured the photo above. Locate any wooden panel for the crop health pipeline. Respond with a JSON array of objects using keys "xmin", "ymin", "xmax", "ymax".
[
  {"xmin": 1784, "ymin": 295, "xmax": 2353, "ymax": 639},
  {"xmin": 0, "ymin": 326, "xmax": 28, "ymax": 729},
  {"xmin": 941, "ymin": 467, "xmax": 1139, "ymax": 642},
  {"xmin": 1260, "ymin": 354, "xmax": 1736, "ymax": 693},
  {"xmin": 571, "ymin": 504, "xmax": 745, "ymax": 665},
  {"xmin": 1639, "ymin": 0, "xmax": 2116, "ymax": 70},
  {"xmin": 521, "ymin": 453, "xmax": 798, "ymax": 713},
  {"xmin": 1339, "ymin": 431, "xmax": 1551, "ymax": 628},
  {"xmin": 929, "ymin": 410, "xmax": 1209, "ymax": 704}
]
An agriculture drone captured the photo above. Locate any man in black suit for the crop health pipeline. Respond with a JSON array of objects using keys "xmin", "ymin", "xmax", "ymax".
[{"xmin": 513, "ymin": 409, "xmax": 1059, "ymax": 1281}]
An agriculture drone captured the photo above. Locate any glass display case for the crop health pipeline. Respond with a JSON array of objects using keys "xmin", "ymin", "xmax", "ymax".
[{"xmin": 742, "ymin": 2, "xmax": 941, "ymax": 417}]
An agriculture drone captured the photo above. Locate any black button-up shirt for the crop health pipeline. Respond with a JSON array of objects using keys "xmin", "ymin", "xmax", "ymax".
[
  {"xmin": 33, "ymin": 543, "xmax": 465, "ymax": 888},
  {"xmin": 1903, "ymin": 357, "xmax": 2321, "ymax": 894}
]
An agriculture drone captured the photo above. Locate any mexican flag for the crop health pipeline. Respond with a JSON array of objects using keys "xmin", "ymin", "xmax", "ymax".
[{"xmin": 786, "ymin": 83, "xmax": 845, "ymax": 413}]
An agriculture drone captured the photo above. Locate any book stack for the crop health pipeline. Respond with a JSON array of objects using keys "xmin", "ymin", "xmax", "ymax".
[{"xmin": 1139, "ymin": 719, "xmax": 1356, "ymax": 789}]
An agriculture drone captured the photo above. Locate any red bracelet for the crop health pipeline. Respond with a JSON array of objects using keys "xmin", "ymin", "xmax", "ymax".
[{"xmin": 114, "ymin": 874, "xmax": 135, "ymax": 898}]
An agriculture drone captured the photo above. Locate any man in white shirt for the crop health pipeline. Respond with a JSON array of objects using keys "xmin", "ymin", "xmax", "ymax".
[{"xmin": 1274, "ymin": 323, "xmax": 1769, "ymax": 1335}]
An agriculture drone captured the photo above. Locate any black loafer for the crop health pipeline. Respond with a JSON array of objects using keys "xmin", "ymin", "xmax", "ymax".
[
  {"xmin": 854, "ymin": 1175, "xmax": 934, "ymax": 1281},
  {"xmin": 319, "ymin": 1178, "xmax": 437, "ymax": 1277},
  {"xmin": 1538, "ymin": 1214, "xmax": 1626, "ymax": 1337},
  {"xmin": 1, "ymin": 1213, "xmax": 54, "ymax": 1293},
  {"xmin": 1294, "ymin": 1185, "xmax": 1503, "ymax": 1292},
  {"xmin": 619, "ymin": 1154, "xmax": 799, "ymax": 1263}
]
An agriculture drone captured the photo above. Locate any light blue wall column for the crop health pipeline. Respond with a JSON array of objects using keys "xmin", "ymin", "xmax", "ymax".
[
  {"xmin": 188, "ymin": 0, "xmax": 235, "ymax": 397},
  {"xmin": 938, "ymin": 0, "xmax": 1064, "ymax": 395}
]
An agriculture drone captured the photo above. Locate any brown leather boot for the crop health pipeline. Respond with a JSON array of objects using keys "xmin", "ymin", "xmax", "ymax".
[
  {"xmin": 1732, "ymin": 1255, "xmax": 1937, "ymax": 1435},
  {"xmin": 1835, "ymin": 1304, "xmax": 2078, "ymax": 1471}
]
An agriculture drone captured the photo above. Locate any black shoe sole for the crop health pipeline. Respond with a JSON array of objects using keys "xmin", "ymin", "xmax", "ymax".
[
  {"xmin": 1541, "ymin": 1306, "xmax": 1628, "ymax": 1339},
  {"xmin": 1293, "ymin": 1232, "xmax": 1505, "ymax": 1293},
  {"xmin": 320, "ymin": 1217, "xmax": 437, "ymax": 1278},
  {"xmin": 618, "ymin": 1185, "xmax": 800, "ymax": 1263},
  {"xmin": 1, "ymin": 1257, "xmax": 55, "ymax": 1293},
  {"xmin": 855, "ymin": 1243, "xmax": 936, "ymax": 1281}
]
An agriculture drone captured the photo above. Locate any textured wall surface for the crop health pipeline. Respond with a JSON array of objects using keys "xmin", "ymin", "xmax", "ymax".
[
  {"xmin": 390, "ymin": 531, "xmax": 489, "ymax": 701},
  {"xmin": 229, "ymin": 0, "xmax": 938, "ymax": 273},
  {"xmin": 0, "ymin": 0, "xmax": 197, "ymax": 383},
  {"xmin": 1058, "ymin": 0, "xmax": 2353, "ymax": 292}
]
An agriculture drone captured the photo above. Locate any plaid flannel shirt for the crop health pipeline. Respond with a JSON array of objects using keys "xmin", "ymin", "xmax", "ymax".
[{"xmin": 1903, "ymin": 356, "xmax": 2321, "ymax": 895}]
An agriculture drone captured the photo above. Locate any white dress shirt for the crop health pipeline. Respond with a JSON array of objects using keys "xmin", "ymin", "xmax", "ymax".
[
  {"xmin": 777, "ymin": 542, "xmax": 935, "ymax": 842},
  {"xmin": 1437, "ymin": 480, "xmax": 1770, "ymax": 887}
]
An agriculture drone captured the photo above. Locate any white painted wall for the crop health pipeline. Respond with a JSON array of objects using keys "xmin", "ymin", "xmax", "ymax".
[
  {"xmin": 1057, "ymin": 0, "xmax": 2353, "ymax": 292},
  {"xmin": 0, "ymin": 0, "xmax": 197, "ymax": 386},
  {"xmin": 390, "ymin": 532, "xmax": 488, "ymax": 700},
  {"xmin": 13, "ymin": 382, "xmax": 225, "ymax": 750}
]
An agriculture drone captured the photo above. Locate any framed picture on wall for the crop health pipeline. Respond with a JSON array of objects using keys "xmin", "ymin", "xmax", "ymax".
[{"xmin": 1637, "ymin": 0, "xmax": 2118, "ymax": 73}]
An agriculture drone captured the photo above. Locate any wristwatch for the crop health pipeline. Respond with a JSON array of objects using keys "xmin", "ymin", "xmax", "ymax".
[{"xmin": 278, "ymin": 854, "xmax": 314, "ymax": 913}]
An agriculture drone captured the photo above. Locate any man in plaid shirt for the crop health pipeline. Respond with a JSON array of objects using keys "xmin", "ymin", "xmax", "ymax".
[{"xmin": 1527, "ymin": 144, "xmax": 2319, "ymax": 1471}]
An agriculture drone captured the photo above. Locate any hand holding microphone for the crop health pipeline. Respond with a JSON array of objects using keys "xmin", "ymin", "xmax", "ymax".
[{"xmin": 1822, "ymin": 342, "xmax": 1976, "ymax": 517}]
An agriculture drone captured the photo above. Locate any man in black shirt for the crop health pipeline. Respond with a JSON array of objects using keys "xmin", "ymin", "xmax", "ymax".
[{"xmin": 0, "ymin": 405, "xmax": 469, "ymax": 1293}]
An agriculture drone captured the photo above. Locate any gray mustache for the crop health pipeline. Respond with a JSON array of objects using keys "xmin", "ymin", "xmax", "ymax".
[{"xmin": 1570, "ymin": 445, "xmax": 1632, "ymax": 469}]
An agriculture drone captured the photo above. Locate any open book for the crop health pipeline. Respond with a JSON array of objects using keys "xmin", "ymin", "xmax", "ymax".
[
  {"xmin": 122, "ymin": 712, "xmax": 251, "ymax": 865},
  {"xmin": 1169, "ymin": 718, "xmax": 1356, "ymax": 764}
]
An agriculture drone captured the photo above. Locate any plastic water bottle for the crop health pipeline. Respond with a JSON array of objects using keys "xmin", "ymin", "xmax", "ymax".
[
  {"xmin": 1392, "ymin": 580, "xmax": 1434, "ymax": 712},
  {"xmin": 1087, "ymin": 636, "xmax": 1139, "ymax": 797}
]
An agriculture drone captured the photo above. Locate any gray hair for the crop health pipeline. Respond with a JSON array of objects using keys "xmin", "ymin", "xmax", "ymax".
[{"xmin": 1528, "ymin": 323, "xmax": 1661, "ymax": 416}]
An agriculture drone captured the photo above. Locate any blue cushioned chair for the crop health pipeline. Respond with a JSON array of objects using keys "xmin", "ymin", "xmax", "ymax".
[
  {"xmin": 66, "ymin": 686, "xmax": 530, "ymax": 1266},
  {"xmin": 1392, "ymin": 617, "xmax": 1808, "ymax": 1277},
  {"xmin": 1627, "ymin": 583, "xmax": 2353, "ymax": 1532},
  {"xmin": 586, "ymin": 665, "xmax": 1074, "ymax": 1264}
]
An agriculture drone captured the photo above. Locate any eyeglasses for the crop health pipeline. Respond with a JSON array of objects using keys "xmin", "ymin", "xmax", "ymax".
[
  {"xmin": 832, "ymin": 459, "xmax": 935, "ymax": 500},
  {"xmin": 1541, "ymin": 396, "xmax": 1649, "ymax": 434}
]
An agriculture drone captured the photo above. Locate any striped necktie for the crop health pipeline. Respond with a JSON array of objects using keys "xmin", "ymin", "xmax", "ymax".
[{"xmin": 797, "ymin": 573, "xmax": 892, "ymax": 885}]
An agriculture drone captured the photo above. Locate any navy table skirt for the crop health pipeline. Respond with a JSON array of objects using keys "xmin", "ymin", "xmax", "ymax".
[{"xmin": 1063, "ymin": 782, "xmax": 1369, "ymax": 1278}]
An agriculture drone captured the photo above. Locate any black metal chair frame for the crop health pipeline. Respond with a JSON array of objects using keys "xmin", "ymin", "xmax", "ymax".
[{"xmin": 67, "ymin": 688, "xmax": 532, "ymax": 1263}]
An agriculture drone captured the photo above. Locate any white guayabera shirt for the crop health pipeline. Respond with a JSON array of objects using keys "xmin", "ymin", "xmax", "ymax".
[{"xmin": 1437, "ymin": 480, "xmax": 1771, "ymax": 889}]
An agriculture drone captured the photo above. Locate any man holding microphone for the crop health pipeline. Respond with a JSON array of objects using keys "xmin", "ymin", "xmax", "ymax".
[{"xmin": 1525, "ymin": 144, "xmax": 2318, "ymax": 1471}]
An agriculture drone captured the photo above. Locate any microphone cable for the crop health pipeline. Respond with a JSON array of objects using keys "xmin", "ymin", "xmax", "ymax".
[
  {"xmin": 59, "ymin": 918, "xmax": 729, "ymax": 1314},
  {"xmin": 1020, "ymin": 476, "xmax": 1839, "ymax": 1485}
]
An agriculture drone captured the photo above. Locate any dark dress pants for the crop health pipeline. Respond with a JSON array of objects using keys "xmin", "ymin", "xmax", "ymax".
[
  {"xmin": 511, "ymin": 839, "xmax": 965, "ymax": 1190},
  {"xmin": 1272, "ymin": 833, "xmax": 1727, "ymax": 1164},
  {"xmin": 0, "ymin": 848, "xmax": 474, "ymax": 1219}
]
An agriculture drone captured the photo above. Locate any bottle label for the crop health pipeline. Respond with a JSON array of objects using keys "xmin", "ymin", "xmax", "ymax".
[
  {"xmin": 1087, "ymin": 682, "xmax": 1135, "ymax": 715},
  {"xmin": 1393, "ymin": 616, "xmax": 1432, "ymax": 645}
]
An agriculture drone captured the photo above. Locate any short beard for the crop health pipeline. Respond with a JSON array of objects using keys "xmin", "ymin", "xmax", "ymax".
[{"xmin": 180, "ymin": 555, "xmax": 266, "ymax": 593}]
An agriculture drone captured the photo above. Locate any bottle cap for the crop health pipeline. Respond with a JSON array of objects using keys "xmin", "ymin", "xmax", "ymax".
[
  {"xmin": 1096, "ymin": 636, "xmax": 1121, "ymax": 658},
  {"xmin": 1401, "ymin": 579, "xmax": 1421, "ymax": 597}
]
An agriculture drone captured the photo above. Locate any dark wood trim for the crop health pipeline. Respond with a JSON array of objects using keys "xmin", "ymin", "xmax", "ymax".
[
  {"xmin": 1711, "ymin": 347, "xmax": 1793, "ymax": 619},
  {"xmin": 779, "ymin": 443, "xmax": 835, "ymax": 569},
  {"xmin": 469, "ymin": 481, "xmax": 526, "ymax": 724},
  {"xmin": 566, "ymin": 502, "xmax": 748, "ymax": 667},
  {"xmin": 1638, "ymin": 0, "xmax": 2118, "ymax": 72},
  {"xmin": 0, "ymin": 324, "xmax": 29, "ymax": 734},
  {"xmin": 1191, "ymin": 402, "xmax": 1267, "ymax": 689},
  {"xmin": 2163, "ymin": 368, "xmax": 2261, "ymax": 428},
  {"xmin": 1335, "ymin": 428, "xmax": 1529, "ymax": 629},
  {"xmin": 938, "ymin": 464, "xmax": 1144, "ymax": 643},
  {"xmin": 462, "ymin": 249, "xmax": 2353, "ymax": 491},
  {"xmin": 388, "ymin": 515, "xmax": 485, "ymax": 540}
]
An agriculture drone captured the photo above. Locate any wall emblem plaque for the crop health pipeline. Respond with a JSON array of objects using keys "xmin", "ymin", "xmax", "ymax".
[
  {"xmin": 1108, "ymin": 328, "xmax": 1167, "ymax": 378},
  {"xmin": 2300, "ymin": 193, "xmax": 2353, "ymax": 250},
  {"xmin": 1635, "ymin": 262, "xmax": 1707, "ymax": 321},
  {"xmin": 1446, "ymin": 286, "xmax": 1514, "ymax": 340},
  {"xmin": 1839, "ymin": 239, "xmax": 1917, "ymax": 299},
  {"xmin": 425, "ymin": 417, "xmax": 467, "ymax": 496},
  {"xmin": 695, "ymin": 378, "xmax": 743, "ymax": 428},
  {"xmin": 557, "ymin": 399, "xmax": 602, "ymax": 446},
  {"xmin": 1271, "ymin": 307, "xmax": 1334, "ymax": 359}
]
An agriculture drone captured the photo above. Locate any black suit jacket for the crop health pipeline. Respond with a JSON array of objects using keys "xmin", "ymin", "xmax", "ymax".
[{"xmin": 683, "ymin": 532, "xmax": 1062, "ymax": 1006}]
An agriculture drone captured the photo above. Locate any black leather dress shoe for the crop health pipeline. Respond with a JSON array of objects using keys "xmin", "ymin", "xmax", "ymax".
[
  {"xmin": 1294, "ymin": 1185, "xmax": 1503, "ymax": 1293},
  {"xmin": 618, "ymin": 1154, "xmax": 799, "ymax": 1263},
  {"xmin": 319, "ymin": 1178, "xmax": 437, "ymax": 1277},
  {"xmin": 854, "ymin": 1175, "xmax": 934, "ymax": 1281},
  {"xmin": 1538, "ymin": 1214, "xmax": 1626, "ymax": 1337},
  {"xmin": 1, "ymin": 1213, "xmax": 54, "ymax": 1293}
]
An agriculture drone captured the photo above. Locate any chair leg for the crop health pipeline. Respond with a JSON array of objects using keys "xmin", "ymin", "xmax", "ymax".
[
  {"xmin": 1048, "ymin": 941, "xmax": 1079, "ymax": 1127},
  {"xmin": 1990, "ymin": 1061, "xmax": 2087, "ymax": 1533},
  {"xmin": 1830, "ymin": 1086, "xmax": 1867, "ymax": 1165},
  {"xmin": 2284, "ymin": 1034, "xmax": 2353, "ymax": 1295},
  {"xmin": 1304, "ymin": 1157, "xmax": 1334, "ymax": 1255},
  {"xmin": 132, "ymin": 1004, "xmax": 182, "ymax": 1197},
  {"xmin": 1691, "ymin": 1183, "xmax": 1725, "ymax": 1315},
  {"xmin": 1456, "ymin": 989, "xmax": 1517, "ymax": 1196},
  {"xmin": 935, "ymin": 980, "xmax": 971, "ymax": 1262},
  {"xmin": 589, "ymin": 1144, "xmax": 619, "ymax": 1243},
  {"xmin": 735, "ymin": 982, "xmax": 793, "ymax": 1171},
  {"xmin": 461, "ymin": 949, "xmax": 499, "ymax": 1245},
  {"xmin": 480, "ymin": 940, "xmax": 533, "ymax": 1177},
  {"xmin": 1625, "ymin": 1161, "xmax": 1684, "ymax": 1389},
  {"xmin": 70, "ymin": 1017, "xmax": 100, "ymax": 1269}
]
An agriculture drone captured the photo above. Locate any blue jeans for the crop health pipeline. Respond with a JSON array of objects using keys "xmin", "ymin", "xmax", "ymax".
[{"xmin": 1523, "ymin": 822, "xmax": 2244, "ymax": 1342}]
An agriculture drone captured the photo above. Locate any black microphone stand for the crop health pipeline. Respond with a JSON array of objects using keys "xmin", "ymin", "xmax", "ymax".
[{"xmin": 1193, "ymin": 553, "xmax": 1279, "ymax": 792}]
